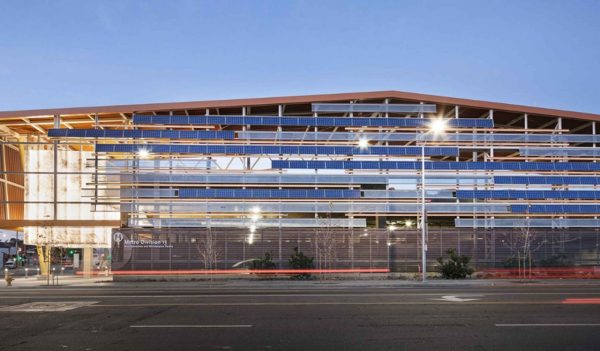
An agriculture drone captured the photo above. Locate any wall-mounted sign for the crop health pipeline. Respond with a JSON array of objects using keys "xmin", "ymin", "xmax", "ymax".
[{"xmin": 122, "ymin": 238, "xmax": 173, "ymax": 249}]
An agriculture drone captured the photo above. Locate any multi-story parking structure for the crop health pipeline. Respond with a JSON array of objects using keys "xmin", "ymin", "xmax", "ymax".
[{"xmin": 1, "ymin": 91, "xmax": 600, "ymax": 274}]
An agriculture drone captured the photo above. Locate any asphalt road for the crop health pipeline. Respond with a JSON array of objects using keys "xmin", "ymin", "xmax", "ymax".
[{"xmin": 1, "ymin": 282, "xmax": 600, "ymax": 350}]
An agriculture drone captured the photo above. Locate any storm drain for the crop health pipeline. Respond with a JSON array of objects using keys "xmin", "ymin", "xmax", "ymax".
[{"xmin": 0, "ymin": 301, "xmax": 99, "ymax": 312}]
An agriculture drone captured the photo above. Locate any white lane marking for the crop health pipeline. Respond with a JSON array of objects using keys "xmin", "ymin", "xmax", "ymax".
[
  {"xmin": 496, "ymin": 323, "xmax": 600, "ymax": 327},
  {"xmin": 434, "ymin": 295, "xmax": 481, "ymax": 302},
  {"xmin": 0, "ymin": 301, "xmax": 98, "ymax": 312},
  {"xmin": 131, "ymin": 325, "xmax": 252, "ymax": 328},
  {"xmin": 0, "ymin": 292, "xmax": 598, "ymax": 299},
  {"xmin": 90, "ymin": 301, "xmax": 554, "ymax": 307}
]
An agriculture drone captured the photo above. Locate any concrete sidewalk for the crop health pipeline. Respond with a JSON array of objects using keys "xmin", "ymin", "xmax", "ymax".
[
  {"xmin": 3, "ymin": 275, "xmax": 600, "ymax": 289},
  {"xmin": 2, "ymin": 275, "xmax": 112, "ymax": 288}
]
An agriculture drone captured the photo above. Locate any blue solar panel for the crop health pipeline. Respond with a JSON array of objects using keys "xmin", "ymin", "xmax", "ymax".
[
  {"xmin": 270, "ymin": 160, "xmax": 600, "ymax": 171},
  {"xmin": 458, "ymin": 190, "xmax": 600, "ymax": 200},
  {"xmin": 494, "ymin": 176, "xmax": 600, "ymax": 185},
  {"xmin": 178, "ymin": 188, "xmax": 360, "ymax": 199},
  {"xmin": 511, "ymin": 204, "xmax": 600, "ymax": 214},
  {"xmin": 48, "ymin": 129, "xmax": 234, "ymax": 140},
  {"xmin": 94, "ymin": 144, "xmax": 457, "ymax": 156},
  {"xmin": 132, "ymin": 114, "xmax": 494, "ymax": 128}
]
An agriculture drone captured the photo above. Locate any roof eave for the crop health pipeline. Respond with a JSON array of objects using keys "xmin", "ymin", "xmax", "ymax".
[{"xmin": 0, "ymin": 90, "xmax": 598, "ymax": 122}]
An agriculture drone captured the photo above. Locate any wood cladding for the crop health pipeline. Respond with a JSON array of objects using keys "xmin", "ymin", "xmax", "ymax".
[{"xmin": 0, "ymin": 144, "xmax": 24, "ymax": 221}]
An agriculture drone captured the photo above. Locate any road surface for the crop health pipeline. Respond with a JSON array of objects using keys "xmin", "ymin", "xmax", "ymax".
[{"xmin": 1, "ymin": 281, "xmax": 600, "ymax": 350}]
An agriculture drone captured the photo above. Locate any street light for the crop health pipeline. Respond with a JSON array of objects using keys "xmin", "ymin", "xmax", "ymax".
[
  {"xmin": 419, "ymin": 118, "xmax": 448, "ymax": 282},
  {"xmin": 247, "ymin": 207, "xmax": 261, "ymax": 243},
  {"xmin": 249, "ymin": 206, "xmax": 262, "ymax": 222},
  {"xmin": 137, "ymin": 148, "xmax": 150, "ymax": 159},
  {"xmin": 247, "ymin": 225, "xmax": 256, "ymax": 245},
  {"xmin": 429, "ymin": 118, "xmax": 448, "ymax": 135},
  {"xmin": 357, "ymin": 138, "xmax": 369, "ymax": 149}
]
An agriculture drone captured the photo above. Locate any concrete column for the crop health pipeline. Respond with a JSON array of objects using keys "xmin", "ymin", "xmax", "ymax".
[{"xmin": 83, "ymin": 247, "xmax": 94, "ymax": 278}]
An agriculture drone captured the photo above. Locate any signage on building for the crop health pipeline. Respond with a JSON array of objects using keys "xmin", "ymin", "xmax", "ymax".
[{"xmin": 113, "ymin": 231, "xmax": 172, "ymax": 248}]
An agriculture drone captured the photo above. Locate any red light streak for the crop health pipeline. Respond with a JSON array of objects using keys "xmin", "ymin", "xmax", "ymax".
[
  {"xmin": 479, "ymin": 267, "xmax": 600, "ymax": 279},
  {"xmin": 562, "ymin": 298, "xmax": 600, "ymax": 304},
  {"xmin": 106, "ymin": 268, "xmax": 390, "ymax": 276}
]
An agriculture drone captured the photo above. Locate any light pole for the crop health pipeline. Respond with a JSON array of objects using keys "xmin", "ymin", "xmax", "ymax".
[
  {"xmin": 419, "ymin": 118, "xmax": 447, "ymax": 282},
  {"xmin": 387, "ymin": 225, "xmax": 396, "ymax": 271}
]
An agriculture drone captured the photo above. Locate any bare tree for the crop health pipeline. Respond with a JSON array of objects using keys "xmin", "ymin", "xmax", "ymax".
[
  {"xmin": 315, "ymin": 202, "xmax": 340, "ymax": 278},
  {"xmin": 502, "ymin": 226, "xmax": 579, "ymax": 278},
  {"xmin": 502, "ymin": 227, "xmax": 546, "ymax": 278},
  {"xmin": 195, "ymin": 228, "xmax": 220, "ymax": 270}
]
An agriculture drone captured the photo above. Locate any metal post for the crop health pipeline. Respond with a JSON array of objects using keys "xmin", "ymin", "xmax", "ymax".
[
  {"xmin": 14, "ymin": 230, "xmax": 19, "ymax": 268},
  {"xmin": 47, "ymin": 246, "xmax": 51, "ymax": 286},
  {"xmin": 421, "ymin": 141, "xmax": 426, "ymax": 282},
  {"xmin": 49, "ymin": 139, "xmax": 58, "ymax": 286}
]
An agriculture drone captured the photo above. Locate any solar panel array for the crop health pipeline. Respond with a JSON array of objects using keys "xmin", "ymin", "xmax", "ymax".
[
  {"xmin": 238, "ymin": 131, "xmax": 600, "ymax": 143},
  {"xmin": 178, "ymin": 188, "xmax": 360, "ymax": 199},
  {"xmin": 132, "ymin": 115, "xmax": 493, "ymax": 128},
  {"xmin": 455, "ymin": 218, "xmax": 600, "ymax": 228},
  {"xmin": 520, "ymin": 148, "xmax": 600, "ymax": 157},
  {"xmin": 494, "ymin": 176, "xmax": 600, "ymax": 185},
  {"xmin": 48, "ymin": 129, "xmax": 234, "ymax": 139},
  {"xmin": 95, "ymin": 144, "xmax": 458, "ymax": 156},
  {"xmin": 46, "ymin": 103, "xmax": 600, "ymax": 231},
  {"xmin": 457, "ymin": 190, "xmax": 600, "ymax": 200},
  {"xmin": 311, "ymin": 103, "xmax": 437, "ymax": 113},
  {"xmin": 511, "ymin": 204, "xmax": 600, "ymax": 214},
  {"xmin": 272, "ymin": 160, "xmax": 600, "ymax": 171}
]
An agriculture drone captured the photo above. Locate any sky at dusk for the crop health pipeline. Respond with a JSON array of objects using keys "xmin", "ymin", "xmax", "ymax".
[{"xmin": 1, "ymin": 0, "xmax": 599, "ymax": 113}]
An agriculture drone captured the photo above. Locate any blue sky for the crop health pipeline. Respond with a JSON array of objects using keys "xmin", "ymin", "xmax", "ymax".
[{"xmin": 1, "ymin": 0, "xmax": 599, "ymax": 113}]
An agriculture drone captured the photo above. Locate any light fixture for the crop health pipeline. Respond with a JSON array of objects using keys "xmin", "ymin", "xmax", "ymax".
[
  {"xmin": 387, "ymin": 224, "xmax": 397, "ymax": 232},
  {"xmin": 428, "ymin": 118, "xmax": 448, "ymax": 135},
  {"xmin": 357, "ymin": 138, "xmax": 369, "ymax": 149},
  {"xmin": 137, "ymin": 148, "xmax": 150, "ymax": 158},
  {"xmin": 404, "ymin": 220, "xmax": 413, "ymax": 228},
  {"xmin": 249, "ymin": 206, "xmax": 262, "ymax": 221}
]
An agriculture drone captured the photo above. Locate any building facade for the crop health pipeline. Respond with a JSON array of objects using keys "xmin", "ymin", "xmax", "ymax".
[{"xmin": 1, "ymin": 91, "xmax": 600, "ymax": 273}]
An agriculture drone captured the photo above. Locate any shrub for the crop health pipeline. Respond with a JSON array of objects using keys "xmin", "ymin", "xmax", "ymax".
[
  {"xmin": 503, "ymin": 255, "xmax": 538, "ymax": 269},
  {"xmin": 540, "ymin": 254, "xmax": 572, "ymax": 267},
  {"xmin": 289, "ymin": 247, "xmax": 314, "ymax": 280},
  {"xmin": 250, "ymin": 252, "xmax": 277, "ymax": 270},
  {"xmin": 502, "ymin": 256, "xmax": 520, "ymax": 268},
  {"xmin": 437, "ymin": 248, "xmax": 474, "ymax": 279}
]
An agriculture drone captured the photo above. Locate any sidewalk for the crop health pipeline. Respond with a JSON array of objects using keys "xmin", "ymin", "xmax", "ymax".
[
  {"xmin": 3, "ymin": 275, "xmax": 600, "ymax": 289},
  {"xmin": 2, "ymin": 275, "xmax": 112, "ymax": 288}
]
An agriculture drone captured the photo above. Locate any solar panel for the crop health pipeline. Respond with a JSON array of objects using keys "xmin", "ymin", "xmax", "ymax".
[
  {"xmin": 511, "ymin": 204, "xmax": 600, "ymax": 214},
  {"xmin": 132, "ymin": 114, "xmax": 494, "ymax": 128},
  {"xmin": 178, "ymin": 188, "xmax": 360, "ymax": 199},
  {"xmin": 49, "ymin": 129, "xmax": 234, "ymax": 140}
]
